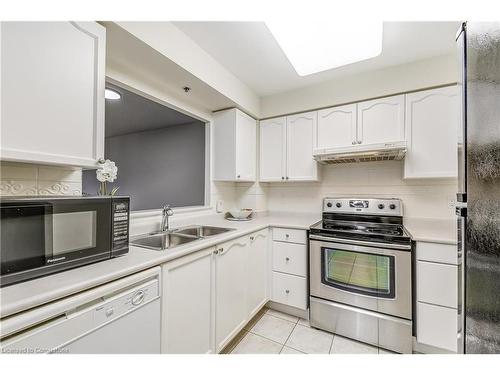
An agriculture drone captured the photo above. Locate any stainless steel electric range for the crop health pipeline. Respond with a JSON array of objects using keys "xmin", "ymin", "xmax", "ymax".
[{"xmin": 309, "ymin": 197, "xmax": 413, "ymax": 353}]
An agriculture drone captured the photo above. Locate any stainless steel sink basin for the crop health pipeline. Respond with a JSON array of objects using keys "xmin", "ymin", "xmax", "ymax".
[
  {"xmin": 174, "ymin": 225, "xmax": 235, "ymax": 237},
  {"xmin": 131, "ymin": 232, "xmax": 199, "ymax": 251},
  {"xmin": 131, "ymin": 225, "xmax": 234, "ymax": 251}
]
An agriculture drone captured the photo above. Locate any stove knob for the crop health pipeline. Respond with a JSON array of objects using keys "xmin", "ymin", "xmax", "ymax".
[
  {"xmin": 390, "ymin": 204, "xmax": 396, "ymax": 210},
  {"xmin": 336, "ymin": 202, "xmax": 342, "ymax": 208},
  {"xmin": 378, "ymin": 204, "xmax": 385, "ymax": 209},
  {"xmin": 326, "ymin": 202, "xmax": 333, "ymax": 208}
]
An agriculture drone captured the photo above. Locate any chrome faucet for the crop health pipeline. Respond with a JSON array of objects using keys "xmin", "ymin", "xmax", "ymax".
[{"xmin": 160, "ymin": 204, "xmax": 174, "ymax": 232}]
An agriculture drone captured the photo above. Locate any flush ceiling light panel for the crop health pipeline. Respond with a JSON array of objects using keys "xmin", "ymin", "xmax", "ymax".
[
  {"xmin": 266, "ymin": 20, "xmax": 383, "ymax": 76},
  {"xmin": 105, "ymin": 88, "xmax": 121, "ymax": 100}
]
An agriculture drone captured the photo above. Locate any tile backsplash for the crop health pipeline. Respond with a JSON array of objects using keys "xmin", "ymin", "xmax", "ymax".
[{"xmin": 0, "ymin": 162, "xmax": 83, "ymax": 196}]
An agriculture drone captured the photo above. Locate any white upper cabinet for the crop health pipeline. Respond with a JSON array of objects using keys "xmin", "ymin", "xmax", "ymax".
[
  {"xmin": 259, "ymin": 117, "xmax": 286, "ymax": 182},
  {"xmin": 0, "ymin": 22, "xmax": 105, "ymax": 167},
  {"xmin": 404, "ymin": 86, "xmax": 458, "ymax": 179},
  {"xmin": 316, "ymin": 104, "xmax": 357, "ymax": 150},
  {"xmin": 259, "ymin": 113, "xmax": 319, "ymax": 182},
  {"xmin": 213, "ymin": 108, "xmax": 257, "ymax": 182},
  {"xmin": 357, "ymin": 95, "xmax": 405, "ymax": 145},
  {"xmin": 286, "ymin": 111, "xmax": 319, "ymax": 181}
]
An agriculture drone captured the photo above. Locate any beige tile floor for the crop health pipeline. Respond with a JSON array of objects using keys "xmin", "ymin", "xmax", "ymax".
[{"xmin": 227, "ymin": 308, "xmax": 397, "ymax": 354}]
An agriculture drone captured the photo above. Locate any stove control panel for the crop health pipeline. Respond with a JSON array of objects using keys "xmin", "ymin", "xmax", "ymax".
[{"xmin": 323, "ymin": 198, "xmax": 402, "ymax": 216}]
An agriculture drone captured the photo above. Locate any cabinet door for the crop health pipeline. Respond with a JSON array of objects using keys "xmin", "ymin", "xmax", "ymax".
[
  {"xmin": 259, "ymin": 117, "xmax": 286, "ymax": 181},
  {"xmin": 215, "ymin": 237, "xmax": 249, "ymax": 352},
  {"xmin": 404, "ymin": 86, "xmax": 458, "ymax": 178},
  {"xmin": 357, "ymin": 95, "xmax": 405, "ymax": 145},
  {"xmin": 247, "ymin": 229, "xmax": 269, "ymax": 317},
  {"xmin": 1, "ymin": 22, "xmax": 105, "ymax": 167},
  {"xmin": 417, "ymin": 302, "xmax": 458, "ymax": 352},
  {"xmin": 162, "ymin": 247, "xmax": 215, "ymax": 354},
  {"xmin": 286, "ymin": 112, "xmax": 318, "ymax": 181},
  {"xmin": 316, "ymin": 104, "xmax": 357, "ymax": 150},
  {"xmin": 235, "ymin": 110, "xmax": 257, "ymax": 181}
]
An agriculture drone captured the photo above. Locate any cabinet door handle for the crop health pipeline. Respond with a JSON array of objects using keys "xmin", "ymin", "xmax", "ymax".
[
  {"xmin": 285, "ymin": 257, "xmax": 290, "ymax": 262},
  {"xmin": 281, "ymin": 176, "xmax": 285, "ymax": 180},
  {"xmin": 285, "ymin": 234, "xmax": 290, "ymax": 238},
  {"xmin": 250, "ymin": 236, "xmax": 254, "ymax": 240},
  {"xmin": 286, "ymin": 176, "xmax": 289, "ymax": 180},
  {"xmin": 237, "ymin": 174, "xmax": 241, "ymax": 179},
  {"xmin": 214, "ymin": 249, "xmax": 219, "ymax": 255},
  {"xmin": 285, "ymin": 289, "xmax": 290, "ymax": 294},
  {"xmin": 357, "ymin": 140, "xmax": 362, "ymax": 144},
  {"xmin": 352, "ymin": 141, "xmax": 356, "ymax": 145}
]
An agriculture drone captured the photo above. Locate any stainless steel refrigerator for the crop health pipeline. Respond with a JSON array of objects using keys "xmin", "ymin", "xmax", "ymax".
[{"xmin": 456, "ymin": 22, "xmax": 500, "ymax": 354}]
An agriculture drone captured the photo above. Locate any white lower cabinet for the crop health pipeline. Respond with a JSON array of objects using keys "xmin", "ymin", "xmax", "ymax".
[
  {"xmin": 215, "ymin": 237, "xmax": 250, "ymax": 352},
  {"xmin": 247, "ymin": 229, "xmax": 269, "ymax": 317},
  {"xmin": 415, "ymin": 241, "xmax": 459, "ymax": 353},
  {"xmin": 161, "ymin": 229, "xmax": 272, "ymax": 354},
  {"xmin": 161, "ymin": 247, "xmax": 215, "ymax": 354},
  {"xmin": 270, "ymin": 228, "xmax": 308, "ymax": 311},
  {"xmin": 271, "ymin": 272, "xmax": 307, "ymax": 310},
  {"xmin": 417, "ymin": 302, "xmax": 458, "ymax": 352}
]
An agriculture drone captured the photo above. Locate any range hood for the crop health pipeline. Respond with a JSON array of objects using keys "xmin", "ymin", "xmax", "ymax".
[{"xmin": 313, "ymin": 141, "xmax": 407, "ymax": 164}]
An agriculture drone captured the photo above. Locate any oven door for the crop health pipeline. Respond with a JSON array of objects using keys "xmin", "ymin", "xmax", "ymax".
[{"xmin": 310, "ymin": 236, "xmax": 412, "ymax": 319}]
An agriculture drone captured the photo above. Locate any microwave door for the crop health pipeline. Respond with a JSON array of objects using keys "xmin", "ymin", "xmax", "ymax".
[{"xmin": 0, "ymin": 203, "xmax": 53, "ymax": 275}]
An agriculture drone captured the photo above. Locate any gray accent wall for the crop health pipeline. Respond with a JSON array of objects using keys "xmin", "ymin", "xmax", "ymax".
[{"xmin": 83, "ymin": 121, "xmax": 206, "ymax": 211}]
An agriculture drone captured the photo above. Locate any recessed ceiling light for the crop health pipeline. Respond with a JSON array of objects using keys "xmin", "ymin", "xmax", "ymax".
[
  {"xmin": 105, "ymin": 88, "xmax": 121, "ymax": 100},
  {"xmin": 266, "ymin": 21, "xmax": 383, "ymax": 76}
]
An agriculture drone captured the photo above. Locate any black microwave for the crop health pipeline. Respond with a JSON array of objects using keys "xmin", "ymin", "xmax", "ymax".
[{"xmin": 0, "ymin": 196, "xmax": 130, "ymax": 287}]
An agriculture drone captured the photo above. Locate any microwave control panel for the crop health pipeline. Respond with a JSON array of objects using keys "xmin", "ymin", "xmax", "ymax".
[{"xmin": 112, "ymin": 199, "xmax": 129, "ymax": 252}]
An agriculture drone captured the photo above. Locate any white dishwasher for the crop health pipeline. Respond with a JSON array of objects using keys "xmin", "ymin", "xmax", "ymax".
[{"xmin": 0, "ymin": 267, "xmax": 161, "ymax": 354}]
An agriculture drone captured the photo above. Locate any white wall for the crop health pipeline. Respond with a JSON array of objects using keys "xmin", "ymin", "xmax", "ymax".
[
  {"xmin": 260, "ymin": 54, "xmax": 457, "ymax": 118},
  {"xmin": 0, "ymin": 162, "xmax": 82, "ymax": 196},
  {"xmin": 114, "ymin": 22, "xmax": 260, "ymax": 117},
  {"xmin": 260, "ymin": 161, "xmax": 456, "ymax": 219}
]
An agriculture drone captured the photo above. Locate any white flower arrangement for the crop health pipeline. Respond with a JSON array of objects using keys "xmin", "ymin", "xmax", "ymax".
[{"xmin": 96, "ymin": 159, "xmax": 119, "ymax": 196}]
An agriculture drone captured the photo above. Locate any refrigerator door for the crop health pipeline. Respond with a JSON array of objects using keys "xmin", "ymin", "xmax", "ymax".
[{"xmin": 464, "ymin": 22, "xmax": 500, "ymax": 354}]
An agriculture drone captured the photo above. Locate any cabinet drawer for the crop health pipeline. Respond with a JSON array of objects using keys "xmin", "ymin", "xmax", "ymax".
[
  {"xmin": 271, "ymin": 271, "xmax": 307, "ymax": 310},
  {"xmin": 272, "ymin": 241, "xmax": 307, "ymax": 277},
  {"xmin": 417, "ymin": 302, "xmax": 457, "ymax": 352},
  {"xmin": 417, "ymin": 261, "xmax": 458, "ymax": 308},
  {"xmin": 272, "ymin": 228, "xmax": 307, "ymax": 244},
  {"xmin": 416, "ymin": 242, "xmax": 457, "ymax": 265}
]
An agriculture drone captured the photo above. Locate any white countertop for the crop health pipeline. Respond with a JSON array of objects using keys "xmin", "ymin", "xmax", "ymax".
[
  {"xmin": 1, "ymin": 212, "xmax": 457, "ymax": 318},
  {"xmin": 0, "ymin": 212, "xmax": 320, "ymax": 318},
  {"xmin": 404, "ymin": 217, "xmax": 457, "ymax": 245}
]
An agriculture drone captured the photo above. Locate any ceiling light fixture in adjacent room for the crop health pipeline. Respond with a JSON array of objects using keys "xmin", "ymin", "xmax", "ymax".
[
  {"xmin": 105, "ymin": 88, "xmax": 121, "ymax": 100},
  {"xmin": 266, "ymin": 20, "xmax": 384, "ymax": 76}
]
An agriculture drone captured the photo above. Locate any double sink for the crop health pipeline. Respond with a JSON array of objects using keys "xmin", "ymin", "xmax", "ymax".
[{"xmin": 131, "ymin": 225, "xmax": 235, "ymax": 251}]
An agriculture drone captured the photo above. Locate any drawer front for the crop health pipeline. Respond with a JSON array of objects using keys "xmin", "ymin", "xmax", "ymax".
[
  {"xmin": 416, "ymin": 242, "xmax": 457, "ymax": 265},
  {"xmin": 272, "ymin": 241, "xmax": 307, "ymax": 277},
  {"xmin": 417, "ymin": 302, "xmax": 457, "ymax": 352},
  {"xmin": 272, "ymin": 227, "xmax": 307, "ymax": 244},
  {"xmin": 271, "ymin": 271, "xmax": 307, "ymax": 310},
  {"xmin": 417, "ymin": 261, "xmax": 457, "ymax": 308}
]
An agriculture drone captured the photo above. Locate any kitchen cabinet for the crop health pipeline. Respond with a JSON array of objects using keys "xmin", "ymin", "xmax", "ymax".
[
  {"xmin": 287, "ymin": 112, "xmax": 319, "ymax": 181},
  {"xmin": 316, "ymin": 104, "xmax": 357, "ymax": 150},
  {"xmin": 213, "ymin": 108, "xmax": 257, "ymax": 182},
  {"xmin": 161, "ymin": 247, "xmax": 215, "ymax": 354},
  {"xmin": 356, "ymin": 95, "xmax": 405, "ymax": 146},
  {"xmin": 247, "ymin": 229, "xmax": 269, "ymax": 317},
  {"xmin": 0, "ymin": 21, "xmax": 105, "ymax": 167},
  {"xmin": 215, "ymin": 236, "xmax": 250, "ymax": 352},
  {"xmin": 270, "ymin": 227, "xmax": 308, "ymax": 311},
  {"xmin": 415, "ymin": 241, "xmax": 459, "ymax": 353},
  {"xmin": 259, "ymin": 117, "xmax": 286, "ymax": 181},
  {"xmin": 259, "ymin": 113, "xmax": 319, "ymax": 182},
  {"xmin": 404, "ymin": 86, "xmax": 458, "ymax": 178}
]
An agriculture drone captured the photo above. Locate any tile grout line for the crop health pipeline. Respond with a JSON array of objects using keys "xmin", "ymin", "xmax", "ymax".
[
  {"xmin": 282, "ymin": 320, "xmax": 299, "ymax": 352},
  {"xmin": 328, "ymin": 333, "xmax": 336, "ymax": 354}
]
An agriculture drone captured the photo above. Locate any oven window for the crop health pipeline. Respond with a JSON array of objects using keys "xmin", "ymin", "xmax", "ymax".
[{"xmin": 321, "ymin": 248, "xmax": 395, "ymax": 298}]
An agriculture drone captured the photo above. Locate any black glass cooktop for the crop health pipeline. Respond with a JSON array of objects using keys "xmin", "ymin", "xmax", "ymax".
[{"xmin": 310, "ymin": 215, "xmax": 412, "ymax": 247}]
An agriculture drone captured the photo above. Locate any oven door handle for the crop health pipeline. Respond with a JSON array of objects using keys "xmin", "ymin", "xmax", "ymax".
[{"xmin": 309, "ymin": 234, "xmax": 412, "ymax": 250}]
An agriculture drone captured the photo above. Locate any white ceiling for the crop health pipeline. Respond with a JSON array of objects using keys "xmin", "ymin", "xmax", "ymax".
[{"xmin": 173, "ymin": 21, "xmax": 461, "ymax": 97}]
